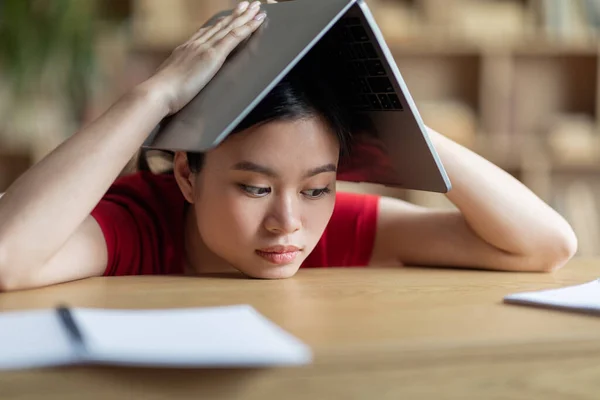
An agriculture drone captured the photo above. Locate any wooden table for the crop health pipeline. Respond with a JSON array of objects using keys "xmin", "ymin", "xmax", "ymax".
[{"xmin": 1, "ymin": 259, "xmax": 600, "ymax": 399}]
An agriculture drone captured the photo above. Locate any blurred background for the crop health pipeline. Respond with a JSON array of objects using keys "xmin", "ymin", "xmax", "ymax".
[{"xmin": 0, "ymin": 0, "xmax": 599, "ymax": 256}]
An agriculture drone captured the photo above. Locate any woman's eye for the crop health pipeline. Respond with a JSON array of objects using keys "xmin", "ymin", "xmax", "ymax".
[
  {"xmin": 302, "ymin": 187, "xmax": 331, "ymax": 199},
  {"xmin": 239, "ymin": 184, "xmax": 271, "ymax": 197}
]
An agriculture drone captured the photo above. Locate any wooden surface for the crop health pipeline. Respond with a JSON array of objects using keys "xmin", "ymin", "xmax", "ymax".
[{"xmin": 1, "ymin": 259, "xmax": 600, "ymax": 399}]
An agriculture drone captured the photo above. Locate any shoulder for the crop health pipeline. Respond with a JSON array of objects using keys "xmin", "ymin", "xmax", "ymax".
[
  {"xmin": 91, "ymin": 172, "xmax": 186, "ymax": 276},
  {"xmin": 104, "ymin": 171, "xmax": 181, "ymax": 204},
  {"xmin": 99, "ymin": 171, "xmax": 185, "ymax": 222},
  {"xmin": 302, "ymin": 191, "xmax": 380, "ymax": 268},
  {"xmin": 330, "ymin": 191, "xmax": 380, "ymax": 225}
]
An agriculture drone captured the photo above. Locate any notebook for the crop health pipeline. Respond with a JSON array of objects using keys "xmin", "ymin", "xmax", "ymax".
[
  {"xmin": 0, "ymin": 305, "xmax": 312, "ymax": 370},
  {"xmin": 504, "ymin": 279, "xmax": 600, "ymax": 315}
]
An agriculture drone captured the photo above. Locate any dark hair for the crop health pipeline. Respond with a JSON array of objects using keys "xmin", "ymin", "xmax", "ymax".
[{"xmin": 138, "ymin": 45, "xmax": 361, "ymax": 174}]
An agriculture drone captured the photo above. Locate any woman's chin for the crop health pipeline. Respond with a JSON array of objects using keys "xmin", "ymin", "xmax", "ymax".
[{"xmin": 238, "ymin": 262, "xmax": 301, "ymax": 280}]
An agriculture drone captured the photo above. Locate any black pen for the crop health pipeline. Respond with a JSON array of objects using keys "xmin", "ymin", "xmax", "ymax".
[{"xmin": 56, "ymin": 305, "xmax": 87, "ymax": 356}]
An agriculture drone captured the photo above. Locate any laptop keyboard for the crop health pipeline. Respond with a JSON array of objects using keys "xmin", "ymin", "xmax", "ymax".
[{"xmin": 330, "ymin": 17, "xmax": 404, "ymax": 112}]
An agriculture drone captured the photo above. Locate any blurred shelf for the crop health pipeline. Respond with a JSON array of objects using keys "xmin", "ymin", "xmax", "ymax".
[
  {"xmin": 389, "ymin": 37, "xmax": 600, "ymax": 56},
  {"xmin": 511, "ymin": 41, "xmax": 600, "ymax": 56},
  {"xmin": 550, "ymin": 161, "xmax": 600, "ymax": 174}
]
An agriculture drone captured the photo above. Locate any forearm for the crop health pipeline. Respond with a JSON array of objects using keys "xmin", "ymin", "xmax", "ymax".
[
  {"xmin": 429, "ymin": 127, "xmax": 577, "ymax": 262},
  {"xmin": 0, "ymin": 83, "xmax": 168, "ymax": 268}
]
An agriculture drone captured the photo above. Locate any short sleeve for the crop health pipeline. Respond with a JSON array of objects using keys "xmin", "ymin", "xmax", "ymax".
[
  {"xmin": 302, "ymin": 192, "xmax": 380, "ymax": 268},
  {"xmin": 90, "ymin": 172, "xmax": 186, "ymax": 276}
]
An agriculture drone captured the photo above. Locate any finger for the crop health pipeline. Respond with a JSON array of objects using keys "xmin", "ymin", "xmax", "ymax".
[
  {"xmin": 207, "ymin": 1, "xmax": 262, "ymax": 45},
  {"xmin": 213, "ymin": 11, "xmax": 266, "ymax": 55},
  {"xmin": 184, "ymin": 16, "xmax": 226, "ymax": 44},
  {"xmin": 190, "ymin": 1, "xmax": 251, "ymax": 45}
]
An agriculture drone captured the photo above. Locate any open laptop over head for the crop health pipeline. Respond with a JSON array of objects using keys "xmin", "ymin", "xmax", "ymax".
[{"xmin": 142, "ymin": 0, "xmax": 452, "ymax": 193}]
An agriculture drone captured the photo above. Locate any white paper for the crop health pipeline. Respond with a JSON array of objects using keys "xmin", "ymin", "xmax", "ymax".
[
  {"xmin": 74, "ymin": 305, "xmax": 312, "ymax": 367},
  {"xmin": 0, "ymin": 310, "xmax": 80, "ymax": 370},
  {"xmin": 504, "ymin": 279, "xmax": 600, "ymax": 314},
  {"xmin": 0, "ymin": 305, "xmax": 311, "ymax": 370}
]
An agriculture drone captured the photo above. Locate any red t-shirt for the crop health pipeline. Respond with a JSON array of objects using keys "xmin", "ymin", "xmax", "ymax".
[{"xmin": 90, "ymin": 172, "xmax": 379, "ymax": 276}]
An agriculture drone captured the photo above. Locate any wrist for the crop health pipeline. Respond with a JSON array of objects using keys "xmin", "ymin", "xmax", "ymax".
[
  {"xmin": 425, "ymin": 126, "xmax": 459, "ymax": 190},
  {"xmin": 129, "ymin": 78, "xmax": 172, "ymax": 119},
  {"xmin": 426, "ymin": 126, "xmax": 447, "ymax": 147},
  {"xmin": 426, "ymin": 126, "xmax": 462, "ymax": 159}
]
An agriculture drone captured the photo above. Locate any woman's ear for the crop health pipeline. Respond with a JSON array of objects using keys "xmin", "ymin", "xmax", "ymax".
[{"xmin": 173, "ymin": 151, "xmax": 195, "ymax": 204}]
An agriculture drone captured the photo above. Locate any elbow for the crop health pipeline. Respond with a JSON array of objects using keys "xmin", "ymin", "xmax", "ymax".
[
  {"xmin": 527, "ymin": 224, "xmax": 579, "ymax": 273},
  {"xmin": 0, "ymin": 249, "xmax": 17, "ymax": 292},
  {"xmin": 0, "ymin": 268, "xmax": 32, "ymax": 293},
  {"xmin": 547, "ymin": 226, "xmax": 578, "ymax": 271},
  {"xmin": 0, "ymin": 274, "xmax": 18, "ymax": 292},
  {"xmin": 0, "ymin": 244, "xmax": 7, "ymax": 291},
  {"xmin": 0, "ymin": 245, "xmax": 33, "ymax": 292},
  {"xmin": 0, "ymin": 246, "xmax": 12, "ymax": 292}
]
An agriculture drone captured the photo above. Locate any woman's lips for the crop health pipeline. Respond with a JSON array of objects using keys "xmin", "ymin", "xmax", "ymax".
[{"xmin": 255, "ymin": 246, "xmax": 301, "ymax": 265}]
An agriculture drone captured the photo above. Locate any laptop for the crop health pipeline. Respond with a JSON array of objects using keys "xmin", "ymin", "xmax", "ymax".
[{"xmin": 142, "ymin": 0, "xmax": 452, "ymax": 193}]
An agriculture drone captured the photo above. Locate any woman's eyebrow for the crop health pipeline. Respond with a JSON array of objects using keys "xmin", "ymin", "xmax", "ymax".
[
  {"xmin": 232, "ymin": 161, "xmax": 276, "ymax": 177},
  {"xmin": 304, "ymin": 164, "xmax": 337, "ymax": 178},
  {"xmin": 232, "ymin": 161, "xmax": 337, "ymax": 178}
]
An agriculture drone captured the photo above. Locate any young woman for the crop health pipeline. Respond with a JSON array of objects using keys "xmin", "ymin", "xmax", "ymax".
[{"xmin": 0, "ymin": 1, "xmax": 577, "ymax": 291}]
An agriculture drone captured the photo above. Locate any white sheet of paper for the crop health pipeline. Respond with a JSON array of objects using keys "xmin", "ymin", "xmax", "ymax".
[
  {"xmin": 73, "ymin": 304, "xmax": 312, "ymax": 367},
  {"xmin": 504, "ymin": 279, "xmax": 600, "ymax": 314},
  {"xmin": 0, "ymin": 305, "xmax": 311, "ymax": 370},
  {"xmin": 0, "ymin": 310, "xmax": 80, "ymax": 370}
]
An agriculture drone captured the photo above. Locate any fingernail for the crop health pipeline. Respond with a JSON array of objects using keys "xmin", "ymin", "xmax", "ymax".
[
  {"xmin": 250, "ymin": 1, "xmax": 261, "ymax": 9},
  {"xmin": 237, "ymin": 1, "xmax": 249, "ymax": 11},
  {"xmin": 254, "ymin": 11, "xmax": 266, "ymax": 20}
]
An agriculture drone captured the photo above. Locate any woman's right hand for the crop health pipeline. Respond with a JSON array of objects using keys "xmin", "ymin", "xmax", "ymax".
[{"xmin": 143, "ymin": 1, "xmax": 267, "ymax": 115}]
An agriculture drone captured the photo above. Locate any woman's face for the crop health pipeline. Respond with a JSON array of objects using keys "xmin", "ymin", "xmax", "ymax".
[{"xmin": 180, "ymin": 117, "xmax": 340, "ymax": 279}]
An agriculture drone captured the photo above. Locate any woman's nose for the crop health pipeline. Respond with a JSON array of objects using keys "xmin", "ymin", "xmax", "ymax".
[{"xmin": 264, "ymin": 195, "xmax": 302, "ymax": 235}]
